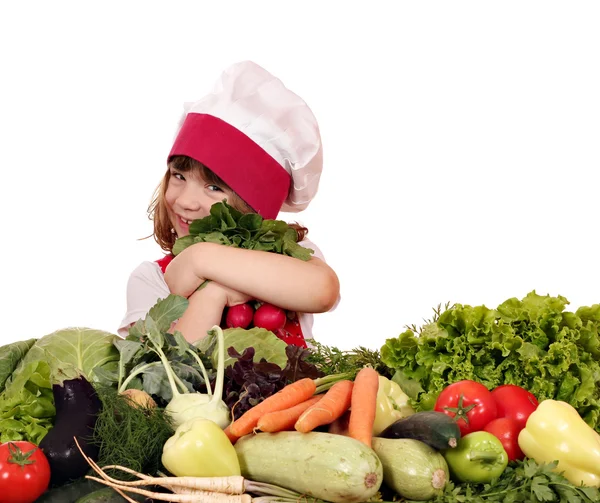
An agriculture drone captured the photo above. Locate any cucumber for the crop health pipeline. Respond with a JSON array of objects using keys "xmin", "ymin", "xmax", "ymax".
[
  {"xmin": 373, "ymin": 437, "xmax": 449, "ymax": 501},
  {"xmin": 234, "ymin": 431, "xmax": 383, "ymax": 503},
  {"xmin": 379, "ymin": 411, "xmax": 460, "ymax": 450}
]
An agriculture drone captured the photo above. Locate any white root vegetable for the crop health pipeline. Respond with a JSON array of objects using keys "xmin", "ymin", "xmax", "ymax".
[
  {"xmin": 75, "ymin": 437, "xmax": 314, "ymax": 503},
  {"xmin": 87, "ymin": 475, "xmax": 252, "ymax": 502},
  {"xmin": 100, "ymin": 464, "xmax": 245, "ymax": 494}
]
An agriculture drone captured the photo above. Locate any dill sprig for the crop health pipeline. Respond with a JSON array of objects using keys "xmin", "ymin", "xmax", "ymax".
[
  {"xmin": 92, "ymin": 386, "xmax": 174, "ymax": 479},
  {"xmin": 306, "ymin": 342, "xmax": 393, "ymax": 378}
]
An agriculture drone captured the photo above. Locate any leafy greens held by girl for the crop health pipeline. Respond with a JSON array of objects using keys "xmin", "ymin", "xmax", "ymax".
[{"xmin": 118, "ymin": 61, "xmax": 340, "ymax": 345}]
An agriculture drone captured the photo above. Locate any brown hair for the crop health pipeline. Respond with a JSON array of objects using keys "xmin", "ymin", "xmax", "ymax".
[{"xmin": 146, "ymin": 156, "xmax": 308, "ymax": 252}]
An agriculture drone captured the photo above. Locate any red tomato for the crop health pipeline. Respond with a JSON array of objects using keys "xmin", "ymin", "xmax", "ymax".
[
  {"xmin": 491, "ymin": 384, "xmax": 539, "ymax": 430},
  {"xmin": 434, "ymin": 380, "xmax": 497, "ymax": 436},
  {"xmin": 0, "ymin": 441, "xmax": 51, "ymax": 503},
  {"xmin": 484, "ymin": 417, "xmax": 525, "ymax": 461}
]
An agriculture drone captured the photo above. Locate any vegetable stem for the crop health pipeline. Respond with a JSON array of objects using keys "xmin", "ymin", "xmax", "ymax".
[
  {"xmin": 153, "ymin": 345, "xmax": 185, "ymax": 398},
  {"xmin": 468, "ymin": 450, "xmax": 503, "ymax": 462},
  {"xmin": 313, "ymin": 372, "xmax": 353, "ymax": 394},
  {"xmin": 208, "ymin": 326, "xmax": 225, "ymax": 404},
  {"xmin": 187, "ymin": 348, "xmax": 213, "ymax": 398},
  {"xmin": 118, "ymin": 362, "xmax": 160, "ymax": 393}
]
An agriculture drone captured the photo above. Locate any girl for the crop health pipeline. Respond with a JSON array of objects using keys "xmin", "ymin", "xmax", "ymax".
[{"xmin": 118, "ymin": 61, "xmax": 340, "ymax": 345}]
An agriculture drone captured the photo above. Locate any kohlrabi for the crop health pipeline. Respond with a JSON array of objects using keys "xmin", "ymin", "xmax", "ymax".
[{"xmin": 144, "ymin": 319, "xmax": 230, "ymax": 430}]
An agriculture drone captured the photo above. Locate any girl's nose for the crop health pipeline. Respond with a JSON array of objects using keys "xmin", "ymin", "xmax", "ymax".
[{"xmin": 177, "ymin": 185, "xmax": 203, "ymax": 212}]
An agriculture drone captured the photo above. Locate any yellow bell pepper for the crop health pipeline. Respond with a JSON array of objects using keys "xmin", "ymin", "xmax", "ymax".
[
  {"xmin": 162, "ymin": 417, "xmax": 241, "ymax": 477},
  {"xmin": 518, "ymin": 399, "xmax": 600, "ymax": 487},
  {"xmin": 372, "ymin": 375, "xmax": 415, "ymax": 436}
]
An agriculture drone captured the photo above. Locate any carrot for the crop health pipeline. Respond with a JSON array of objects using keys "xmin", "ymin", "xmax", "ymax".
[
  {"xmin": 294, "ymin": 380, "xmax": 354, "ymax": 433},
  {"xmin": 223, "ymin": 424, "xmax": 240, "ymax": 444},
  {"xmin": 257, "ymin": 395, "xmax": 323, "ymax": 432},
  {"xmin": 347, "ymin": 367, "xmax": 380, "ymax": 447},
  {"xmin": 230, "ymin": 377, "xmax": 317, "ymax": 437}
]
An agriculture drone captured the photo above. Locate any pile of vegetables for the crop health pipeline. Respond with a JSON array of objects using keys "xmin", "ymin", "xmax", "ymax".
[
  {"xmin": 381, "ymin": 291, "xmax": 600, "ymax": 430},
  {"xmin": 2, "ymin": 291, "xmax": 600, "ymax": 503}
]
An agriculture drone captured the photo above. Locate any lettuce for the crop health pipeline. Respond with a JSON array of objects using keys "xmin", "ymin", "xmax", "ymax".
[
  {"xmin": 381, "ymin": 291, "xmax": 600, "ymax": 432},
  {"xmin": 0, "ymin": 360, "xmax": 54, "ymax": 443}
]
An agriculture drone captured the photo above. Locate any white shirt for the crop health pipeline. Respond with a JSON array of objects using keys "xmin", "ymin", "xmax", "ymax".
[{"xmin": 118, "ymin": 238, "xmax": 338, "ymax": 341}]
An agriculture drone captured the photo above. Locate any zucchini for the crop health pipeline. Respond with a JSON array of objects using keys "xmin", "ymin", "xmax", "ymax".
[
  {"xmin": 380, "ymin": 411, "xmax": 460, "ymax": 450},
  {"xmin": 373, "ymin": 437, "xmax": 449, "ymax": 501},
  {"xmin": 234, "ymin": 431, "xmax": 383, "ymax": 503}
]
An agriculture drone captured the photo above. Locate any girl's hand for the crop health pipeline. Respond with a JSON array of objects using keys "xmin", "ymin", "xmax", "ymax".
[
  {"xmin": 212, "ymin": 282, "xmax": 254, "ymax": 307},
  {"xmin": 171, "ymin": 281, "xmax": 253, "ymax": 343}
]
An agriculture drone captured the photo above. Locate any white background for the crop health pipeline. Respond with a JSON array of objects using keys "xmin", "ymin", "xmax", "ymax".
[{"xmin": 1, "ymin": 2, "xmax": 599, "ymax": 351}]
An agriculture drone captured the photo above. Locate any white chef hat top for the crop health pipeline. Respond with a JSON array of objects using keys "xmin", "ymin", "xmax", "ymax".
[{"xmin": 168, "ymin": 61, "xmax": 323, "ymax": 218}]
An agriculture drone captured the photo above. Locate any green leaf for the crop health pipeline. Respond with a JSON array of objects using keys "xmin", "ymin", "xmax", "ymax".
[
  {"xmin": 203, "ymin": 327, "xmax": 289, "ymax": 369},
  {"xmin": 173, "ymin": 331, "xmax": 191, "ymax": 358},
  {"xmin": 144, "ymin": 315, "xmax": 164, "ymax": 351},
  {"xmin": 531, "ymin": 476, "xmax": 555, "ymax": 501},
  {"xmin": 147, "ymin": 295, "xmax": 188, "ymax": 332},
  {"xmin": 172, "ymin": 235, "xmax": 196, "ymax": 255},
  {"xmin": 239, "ymin": 213, "xmax": 263, "ymax": 230},
  {"xmin": 0, "ymin": 339, "xmax": 36, "ymax": 393},
  {"xmin": 115, "ymin": 339, "xmax": 144, "ymax": 366},
  {"xmin": 391, "ymin": 370, "xmax": 425, "ymax": 400}
]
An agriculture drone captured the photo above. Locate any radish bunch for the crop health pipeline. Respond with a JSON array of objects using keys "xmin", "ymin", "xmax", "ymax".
[{"xmin": 225, "ymin": 302, "xmax": 287, "ymax": 332}]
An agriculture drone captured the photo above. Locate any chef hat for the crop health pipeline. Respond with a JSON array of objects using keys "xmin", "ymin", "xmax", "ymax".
[{"xmin": 168, "ymin": 61, "xmax": 323, "ymax": 219}]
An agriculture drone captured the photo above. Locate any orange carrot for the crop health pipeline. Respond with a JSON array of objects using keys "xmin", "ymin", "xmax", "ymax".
[
  {"xmin": 230, "ymin": 378, "xmax": 317, "ymax": 437},
  {"xmin": 257, "ymin": 395, "xmax": 323, "ymax": 432},
  {"xmin": 223, "ymin": 424, "xmax": 240, "ymax": 444},
  {"xmin": 348, "ymin": 367, "xmax": 380, "ymax": 447},
  {"xmin": 294, "ymin": 380, "xmax": 354, "ymax": 433}
]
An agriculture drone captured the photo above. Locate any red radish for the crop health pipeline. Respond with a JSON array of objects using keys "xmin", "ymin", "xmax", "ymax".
[
  {"xmin": 253, "ymin": 303, "xmax": 287, "ymax": 331},
  {"xmin": 225, "ymin": 303, "xmax": 254, "ymax": 328}
]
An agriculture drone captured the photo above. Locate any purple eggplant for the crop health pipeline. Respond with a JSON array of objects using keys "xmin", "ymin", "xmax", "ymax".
[{"xmin": 39, "ymin": 375, "xmax": 102, "ymax": 486}]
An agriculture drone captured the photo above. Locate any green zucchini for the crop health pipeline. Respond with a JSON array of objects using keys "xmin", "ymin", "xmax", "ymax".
[
  {"xmin": 234, "ymin": 431, "xmax": 383, "ymax": 503},
  {"xmin": 379, "ymin": 411, "xmax": 461, "ymax": 450},
  {"xmin": 373, "ymin": 437, "xmax": 449, "ymax": 501}
]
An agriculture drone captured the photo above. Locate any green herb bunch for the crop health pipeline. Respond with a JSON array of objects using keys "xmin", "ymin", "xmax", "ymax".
[
  {"xmin": 172, "ymin": 200, "xmax": 313, "ymax": 260},
  {"xmin": 398, "ymin": 459, "xmax": 600, "ymax": 503},
  {"xmin": 92, "ymin": 386, "xmax": 174, "ymax": 479}
]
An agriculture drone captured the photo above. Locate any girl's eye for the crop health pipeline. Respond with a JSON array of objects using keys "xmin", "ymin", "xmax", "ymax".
[
  {"xmin": 170, "ymin": 171, "xmax": 185, "ymax": 181},
  {"xmin": 207, "ymin": 184, "xmax": 223, "ymax": 192}
]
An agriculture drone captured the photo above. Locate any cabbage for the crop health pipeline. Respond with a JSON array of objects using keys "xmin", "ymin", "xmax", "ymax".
[
  {"xmin": 15, "ymin": 327, "xmax": 119, "ymax": 383},
  {"xmin": 196, "ymin": 326, "xmax": 288, "ymax": 369}
]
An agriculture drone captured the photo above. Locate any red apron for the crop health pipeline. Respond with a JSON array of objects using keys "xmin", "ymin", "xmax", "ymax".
[{"xmin": 156, "ymin": 255, "xmax": 307, "ymax": 348}]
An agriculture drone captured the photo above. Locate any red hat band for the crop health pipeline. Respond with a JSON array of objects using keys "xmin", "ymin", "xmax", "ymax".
[{"xmin": 168, "ymin": 113, "xmax": 291, "ymax": 219}]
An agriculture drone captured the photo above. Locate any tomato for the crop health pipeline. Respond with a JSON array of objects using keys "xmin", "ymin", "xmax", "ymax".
[
  {"xmin": 483, "ymin": 417, "xmax": 525, "ymax": 461},
  {"xmin": 0, "ymin": 441, "xmax": 51, "ymax": 503},
  {"xmin": 491, "ymin": 384, "xmax": 539, "ymax": 430},
  {"xmin": 434, "ymin": 380, "xmax": 497, "ymax": 436}
]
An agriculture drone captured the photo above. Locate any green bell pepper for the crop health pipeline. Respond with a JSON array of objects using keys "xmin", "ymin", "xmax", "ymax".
[
  {"xmin": 443, "ymin": 431, "xmax": 508, "ymax": 483},
  {"xmin": 162, "ymin": 417, "xmax": 241, "ymax": 477}
]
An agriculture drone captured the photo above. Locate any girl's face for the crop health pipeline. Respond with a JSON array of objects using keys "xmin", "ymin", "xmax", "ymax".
[{"xmin": 165, "ymin": 166, "xmax": 232, "ymax": 237}]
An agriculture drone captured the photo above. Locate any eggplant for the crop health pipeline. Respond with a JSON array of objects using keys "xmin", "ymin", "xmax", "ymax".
[{"xmin": 39, "ymin": 376, "xmax": 102, "ymax": 487}]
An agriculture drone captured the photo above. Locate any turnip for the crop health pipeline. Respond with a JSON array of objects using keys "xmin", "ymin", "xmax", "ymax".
[
  {"xmin": 253, "ymin": 304, "xmax": 287, "ymax": 332},
  {"xmin": 225, "ymin": 303, "xmax": 254, "ymax": 329}
]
